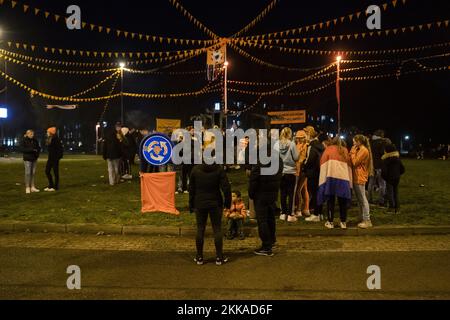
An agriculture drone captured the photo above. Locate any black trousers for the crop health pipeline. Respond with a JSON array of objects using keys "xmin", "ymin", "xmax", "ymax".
[
  {"xmin": 280, "ymin": 174, "xmax": 296, "ymax": 215},
  {"xmin": 327, "ymin": 196, "xmax": 348, "ymax": 223},
  {"xmin": 255, "ymin": 198, "xmax": 277, "ymax": 251},
  {"xmin": 386, "ymin": 179, "xmax": 400, "ymax": 210},
  {"xmin": 195, "ymin": 207, "xmax": 223, "ymax": 259},
  {"xmin": 227, "ymin": 219, "xmax": 244, "ymax": 235},
  {"xmin": 45, "ymin": 159, "xmax": 60, "ymax": 190},
  {"xmin": 307, "ymin": 175, "xmax": 323, "ymax": 216},
  {"xmin": 181, "ymin": 164, "xmax": 193, "ymax": 191}
]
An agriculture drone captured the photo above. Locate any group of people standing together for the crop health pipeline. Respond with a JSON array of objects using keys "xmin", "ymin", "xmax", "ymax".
[
  {"xmin": 275, "ymin": 126, "xmax": 405, "ymax": 231},
  {"xmin": 21, "ymin": 127, "xmax": 63, "ymax": 194},
  {"xmin": 187, "ymin": 126, "xmax": 406, "ymax": 264}
]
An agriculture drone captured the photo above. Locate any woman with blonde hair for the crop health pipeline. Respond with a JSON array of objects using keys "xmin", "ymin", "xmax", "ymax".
[
  {"xmin": 294, "ymin": 130, "xmax": 310, "ymax": 217},
  {"xmin": 277, "ymin": 127, "xmax": 300, "ymax": 222},
  {"xmin": 350, "ymin": 134, "xmax": 374, "ymax": 229},
  {"xmin": 317, "ymin": 137, "xmax": 352, "ymax": 229},
  {"xmin": 21, "ymin": 130, "xmax": 41, "ymax": 194}
]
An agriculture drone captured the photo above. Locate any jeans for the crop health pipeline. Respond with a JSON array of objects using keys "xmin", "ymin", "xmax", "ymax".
[
  {"xmin": 327, "ymin": 196, "xmax": 348, "ymax": 223},
  {"xmin": 368, "ymin": 169, "xmax": 386, "ymax": 205},
  {"xmin": 227, "ymin": 218, "xmax": 244, "ymax": 236},
  {"xmin": 181, "ymin": 164, "xmax": 193, "ymax": 192},
  {"xmin": 120, "ymin": 157, "xmax": 132, "ymax": 176},
  {"xmin": 107, "ymin": 159, "xmax": 120, "ymax": 185},
  {"xmin": 386, "ymin": 179, "xmax": 400, "ymax": 210},
  {"xmin": 45, "ymin": 159, "xmax": 60, "ymax": 190},
  {"xmin": 195, "ymin": 207, "xmax": 223, "ymax": 259},
  {"xmin": 354, "ymin": 184, "xmax": 370, "ymax": 221},
  {"xmin": 24, "ymin": 161, "xmax": 37, "ymax": 188},
  {"xmin": 280, "ymin": 174, "xmax": 296, "ymax": 215},
  {"xmin": 255, "ymin": 198, "xmax": 277, "ymax": 250}
]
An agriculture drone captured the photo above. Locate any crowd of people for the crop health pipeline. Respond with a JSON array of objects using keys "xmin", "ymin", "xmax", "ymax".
[{"xmin": 20, "ymin": 123, "xmax": 407, "ymax": 265}]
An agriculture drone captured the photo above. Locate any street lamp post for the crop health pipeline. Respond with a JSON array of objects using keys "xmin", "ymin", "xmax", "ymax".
[
  {"xmin": 119, "ymin": 62, "xmax": 125, "ymax": 125},
  {"xmin": 222, "ymin": 60, "xmax": 229, "ymax": 131},
  {"xmin": 336, "ymin": 56, "xmax": 342, "ymax": 134}
]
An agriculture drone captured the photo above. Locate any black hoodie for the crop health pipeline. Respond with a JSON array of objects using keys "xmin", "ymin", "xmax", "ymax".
[{"xmin": 189, "ymin": 164, "xmax": 231, "ymax": 211}]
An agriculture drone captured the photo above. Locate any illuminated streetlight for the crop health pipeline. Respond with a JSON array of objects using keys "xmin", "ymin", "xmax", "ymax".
[
  {"xmin": 336, "ymin": 56, "xmax": 342, "ymax": 134},
  {"xmin": 119, "ymin": 62, "xmax": 126, "ymax": 124}
]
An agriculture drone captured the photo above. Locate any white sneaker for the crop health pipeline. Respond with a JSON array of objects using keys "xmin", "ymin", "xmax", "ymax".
[
  {"xmin": 325, "ymin": 221, "xmax": 334, "ymax": 229},
  {"xmin": 25, "ymin": 187, "xmax": 31, "ymax": 194},
  {"xmin": 31, "ymin": 187, "xmax": 40, "ymax": 193},
  {"xmin": 295, "ymin": 210, "xmax": 302, "ymax": 217},
  {"xmin": 358, "ymin": 220, "xmax": 373, "ymax": 229},
  {"xmin": 44, "ymin": 188, "xmax": 56, "ymax": 192},
  {"xmin": 305, "ymin": 214, "xmax": 320, "ymax": 222},
  {"xmin": 302, "ymin": 210, "xmax": 310, "ymax": 216},
  {"xmin": 287, "ymin": 215, "xmax": 298, "ymax": 223},
  {"xmin": 183, "ymin": 191, "xmax": 189, "ymax": 194},
  {"xmin": 340, "ymin": 222, "xmax": 347, "ymax": 230},
  {"xmin": 279, "ymin": 214, "xmax": 287, "ymax": 221}
]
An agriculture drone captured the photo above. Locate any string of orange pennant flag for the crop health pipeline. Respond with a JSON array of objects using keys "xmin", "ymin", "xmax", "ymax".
[
  {"xmin": 231, "ymin": 0, "xmax": 279, "ymax": 38},
  {"xmin": 232, "ymin": 19, "xmax": 450, "ymax": 46},
  {"xmin": 228, "ymin": 42, "xmax": 335, "ymax": 72},
  {"xmin": 0, "ymin": 41, "xmax": 213, "ymax": 64},
  {"xmin": 234, "ymin": 0, "xmax": 409, "ymax": 41},
  {"xmin": 168, "ymin": 0, "xmax": 219, "ymax": 39},
  {"xmin": 237, "ymin": 41, "xmax": 450, "ymax": 57},
  {"xmin": 0, "ymin": 0, "xmax": 216, "ymax": 46},
  {"xmin": 70, "ymin": 71, "xmax": 120, "ymax": 98}
]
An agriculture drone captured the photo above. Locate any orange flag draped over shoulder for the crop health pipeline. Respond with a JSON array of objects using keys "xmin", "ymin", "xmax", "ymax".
[{"xmin": 141, "ymin": 172, "xmax": 180, "ymax": 215}]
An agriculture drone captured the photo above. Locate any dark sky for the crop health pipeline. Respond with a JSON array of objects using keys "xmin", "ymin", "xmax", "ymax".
[{"xmin": 0, "ymin": 0, "xmax": 449, "ymax": 145}]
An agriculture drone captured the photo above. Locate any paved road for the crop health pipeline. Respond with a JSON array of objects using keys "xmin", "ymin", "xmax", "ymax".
[{"xmin": 0, "ymin": 233, "xmax": 449, "ymax": 300}]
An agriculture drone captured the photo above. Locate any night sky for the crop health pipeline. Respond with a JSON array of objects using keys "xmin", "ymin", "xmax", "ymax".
[{"xmin": 0, "ymin": 0, "xmax": 449, "ymax": 146}]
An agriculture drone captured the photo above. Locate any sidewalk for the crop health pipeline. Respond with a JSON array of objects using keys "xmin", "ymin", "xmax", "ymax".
[{"xmin": 1, "ymin": 220, "xmax": 450, "ymax": 237}]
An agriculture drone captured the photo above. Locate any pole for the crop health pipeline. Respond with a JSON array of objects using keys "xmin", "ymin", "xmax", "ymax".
[
  {"xmin": 336, "ymin": 59, "xmax": 341, "ymax": 134},
  {"xmin": 120, "ymin": 67, "xmax": 124, "ymax": 125},
  {"xmin": 224, "ymin": 63, "xmax": 228, "ymax": 129}
]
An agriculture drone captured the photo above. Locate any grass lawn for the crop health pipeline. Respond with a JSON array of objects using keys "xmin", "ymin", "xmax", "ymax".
[{"xmin": 0, "ymin": 155, "xmax": 449, "ymax": 226}]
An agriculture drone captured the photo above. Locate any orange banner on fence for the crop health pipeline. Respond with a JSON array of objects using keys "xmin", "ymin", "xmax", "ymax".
[
  {"xmin": 268, "ymin": 110, "xmax": 306, "ymax": 124},
  {"xmin": 141, "ymin": 172, "xmax": 180, "ymax": 215}
]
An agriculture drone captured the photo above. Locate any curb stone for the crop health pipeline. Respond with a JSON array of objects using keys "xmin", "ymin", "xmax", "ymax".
[{"xmin": 0, "ymin": 221, "xmax": 449, "ymax": 237}]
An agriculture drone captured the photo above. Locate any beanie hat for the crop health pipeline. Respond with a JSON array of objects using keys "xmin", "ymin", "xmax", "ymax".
[
  {"xmin": 385, "ymin": 143, "xmax": 397, "ymax": 153},
  {"xmin": 47, "ymin": 127, "xmax": 57, "ymax": 135}
]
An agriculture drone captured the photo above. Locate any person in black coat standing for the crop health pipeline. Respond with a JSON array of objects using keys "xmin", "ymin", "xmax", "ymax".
[
  {"xmin": 248, "ymin": 144, "xmax": 283, "ymax": 256},
  {"xmin": 189, "ymin": 163, "xmax": 231, "ymax": 266},
  {"xmin": 303, "ymin": 127, "xmax": 326, "ymax": 222},
  {"xmin": 381, "ymin": 144, "xmax": 405, "ymax": 214},
  {"xmin": 22, "ymin": 130, "xmax": 41, "ymax": 194},
  {"xmin": 103, "ymin": 128, "xmax": 122, "ymax": 185},
  {"xmin": 44, "ymin": 127, "xmax": 63, "ymax": 192}
]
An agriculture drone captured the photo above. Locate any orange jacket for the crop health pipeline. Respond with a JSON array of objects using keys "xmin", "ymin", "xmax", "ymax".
[
  {"xmin": 224, "ymin": 200, "xmax": 246, "ymax": 219},
  {"xmin": 350, "ymin": 145, "xmax": 370, "ymax": 185}
]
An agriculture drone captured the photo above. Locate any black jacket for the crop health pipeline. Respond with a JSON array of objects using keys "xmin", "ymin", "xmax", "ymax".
[
  {"xmin": 103, "ymin": 132, "xmax": 122, "ymax": 160},
  {"xmin": 371, "ymin": 136, "xmax": 387, "ymax": 170},
  {"xmin": 248, "ymin": 156, "xmax": 283, "ymax": 202},
  {"xmin": 381, "ymin": 152, "xmax": 405, "ymax": 184},
  {"xmin": 303, "ymin": 139, "xmax": 325, "ymax": 179},
  {"xmin": 47, "ymin": 135, "xmax": 63, "ymax": 161},
  {"xmin": 22, "ymin": 137, "xmax": 40, "ymax": 162},
  {"xmin": 189, "ymin": 164, "xmax": 231, "ymax": 211},
  {"xmin": 121, "ymin": 133, "xmax": 137, "ymax": 159}
]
